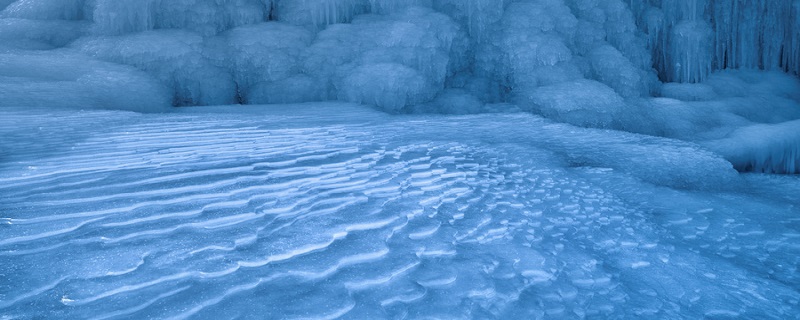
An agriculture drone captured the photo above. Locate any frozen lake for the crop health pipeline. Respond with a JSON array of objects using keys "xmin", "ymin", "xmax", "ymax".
[{"xmin": 1, "ymin": 104, "xmax": 798, "ymax": 319}]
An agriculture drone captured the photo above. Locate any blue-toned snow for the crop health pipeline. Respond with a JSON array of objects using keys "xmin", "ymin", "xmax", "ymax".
[{"xmin": 1, "ymin": 104, "xmax": 798, "ymax": 319}]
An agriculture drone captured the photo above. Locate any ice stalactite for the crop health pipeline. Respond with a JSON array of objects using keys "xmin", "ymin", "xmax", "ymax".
[
  {"xmin": 1, "ymin": 0, "xmax": 798, "ymax": 112},
  {"xmin": 631, "ymin": 0, "xmax": 800, "ymax": 83}
]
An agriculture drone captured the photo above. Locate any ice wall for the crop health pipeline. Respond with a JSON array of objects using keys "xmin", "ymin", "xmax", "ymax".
[
  {"xmin": 0, "ymin": 0, "xmax": 798, "ymax": 112},
  {"xmin": 629, "ymin": 0, "xmax": 800, "ymax": 83}
]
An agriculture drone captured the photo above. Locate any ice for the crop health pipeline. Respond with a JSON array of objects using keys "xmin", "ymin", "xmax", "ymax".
[
  {"xmin": 666, "ymin": 20, "xmax": 712, "ymax": 83},
  {"xmin": 0, "ymin": 0, "xmax": 798, "ymax": 184},
  {"xmin": 155, "ymin": 0, "xmax": 269, "ymax": 36},
  {"xmin": 0, "ymin": 18, "xmax": 87, "ymax": 50},
  {"xmin": 2, "ymin": 105, "xmax": 797, "ymax": 319},
  {"xmin": 659, "ymin": 82, "xmax": 716, "ymax": 101},
  {"xmin": 303, "ymin": 7, "xmax": 465, "ymax": 111},
  {"xmin": 527, "ymin": 79, "xmax": 625, "ymax": 128},
  {"xmin": 0, "ymin": 51, "xmax": 170, "ymax": 112},
  {"xmin": 88, "ymin": 0, "xmax": 157, "ymax": 35},
  {"xmin": 705, "ymin": 120, "xmax": 800, "ymax": 174},
  {"xmin": 421, "ymin": 89, "xmax": 483, "ymax": 114},
  {"xmin": 274, "ymin": 0, "xmax": 369, "ymax": 28},
  {"xmin": 3, "ymin": 2, "xmax": 800, "ymax": 316},
  {"xmin": 2, "ymin": 0, "xmax": 796, "ymax": 126},
  {"xmin": 214, "ymin": 22, "xmax": 313, "ymax": 104},
  {"xmin": 432, "ymin": 0, "xmax": 509, "ymax": 42},
  {"xmin": 0, "ymin": 0, "xmax": 86, "ymax": 20},
  {"xmin": 88, "ymin": 0, "xmax": 270, "ymax": 36},
  {"xmin": 588, "ymin": 44, "xmax": 649, "ymax": 98},
  {"xmin": 630, "ymin": 0, "xmax": 800, "ymax": 81},
  {"xmin": 73, "ymin": 30, "xmax": 237, "ymax": 106},
  {"xmin": 338, "ymin": 63, "xmax": 432, "ymax": 113}
]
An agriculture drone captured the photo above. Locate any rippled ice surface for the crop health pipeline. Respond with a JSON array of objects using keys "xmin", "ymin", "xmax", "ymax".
[{"xmin": 1, "ymin": 104, "xmax": 798, "ymax": 319}]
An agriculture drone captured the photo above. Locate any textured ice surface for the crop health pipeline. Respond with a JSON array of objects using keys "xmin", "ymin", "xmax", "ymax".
[{"xmin": 1, "ymin": 105, "xmax": 798, "ymax": 319}]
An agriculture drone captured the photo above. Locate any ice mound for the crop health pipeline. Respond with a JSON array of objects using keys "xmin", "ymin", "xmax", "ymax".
[
  {"xmin": 622, "ymin": 70, "xmax": 800, "ymax": 141},
  {"xmin": 74, "ymin": 30, "xmax": 237, "ymax": 106},
  {"xmin": 305, "ymin": 7, "xmax": 466, "ymax": 111},
  {"xmin": 0, "ymin": 18, "xmax": 87, "ymax": 50},
  {"xmin": 0, "ymin": 0, "xmax": 86, "ymax": 20},
  {"xmin": 0, "ymin": 51, "xmax": 171, "ymax": 112},
  {"xmin": 214, "ymin": 22, "xmax": 313, "ymax": 104},
  {"xmin": 705, "ymin": 120, "xmax": 800, "ymax": 174},
  {"xmin": 527, "ymin": 80, "xmax": 625, "ymax": 129},
  {"xmin": 338, "ymin": 63, "xmax": 432, "ymax": 113}
]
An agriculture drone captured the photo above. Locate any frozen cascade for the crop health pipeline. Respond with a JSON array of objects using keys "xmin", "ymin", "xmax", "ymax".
[
  {"xmin": 1, "ymin": 1, "xmax": 800, "ymax": 318},
  {"xmin": 1, "ymin": 0, "xmax": 797, "ymax": 107},
  {"xmin": 0, "ymin": 0, "xmax": 799, "ymax": 172},
  {"xmin": 629, "ymin": 0, "xmax": 800, "ymax": 82}
]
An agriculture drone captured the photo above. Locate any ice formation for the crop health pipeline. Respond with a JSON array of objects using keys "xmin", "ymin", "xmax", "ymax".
[
  {"xmin": 1, "ymin": 1, "xmax": 800, "ymax": 318},
  {"xmin": 0, "ymin": 0, "xmax": 799, "ymax": 172},
  {"xmin": 2, "ymin": 0, "xmax": 796, "ymax": 109}
]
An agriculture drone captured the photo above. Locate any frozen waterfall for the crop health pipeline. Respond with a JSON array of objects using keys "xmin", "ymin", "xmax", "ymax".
[
  {"xmin": 2, "ymin": 1, "xmax": 800, "ymax": 319},
  {"xmin": 0, "ymin": 0, "xmax": 799, "ymax": 174}
]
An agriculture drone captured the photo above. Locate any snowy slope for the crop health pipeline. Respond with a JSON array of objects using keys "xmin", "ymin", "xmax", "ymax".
[{"xmin": 1, "ymin": 105, "xmax": 798, "ymax": 319}]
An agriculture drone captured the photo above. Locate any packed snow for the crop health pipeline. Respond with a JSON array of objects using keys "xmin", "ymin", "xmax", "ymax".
[{"xmin": 1, "ymin": 0, "xmax": 799, "ymax": 318}]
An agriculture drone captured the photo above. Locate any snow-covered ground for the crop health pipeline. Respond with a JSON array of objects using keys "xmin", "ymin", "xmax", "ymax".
[{"xmin": 1, "ymin": 104, "xmax": 798, "ymax": 319}]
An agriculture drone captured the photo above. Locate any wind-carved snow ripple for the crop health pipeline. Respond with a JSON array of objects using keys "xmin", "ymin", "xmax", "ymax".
[{"xmin": 0, "ymin": 109, "xmax": 798, "ymax": 319}]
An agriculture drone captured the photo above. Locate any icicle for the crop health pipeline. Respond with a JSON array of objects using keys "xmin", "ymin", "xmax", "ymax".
[
  {"xmin": 667, "ymin": 20, "xmax": 712, "ymax": 83},
  {"xmin": 785, "ymin": 0, "xmax": 800, "ymax": 74}
]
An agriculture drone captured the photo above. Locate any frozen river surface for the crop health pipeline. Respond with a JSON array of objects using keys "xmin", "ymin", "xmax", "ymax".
[{"xmin": 1, "ymin": 104, "xmax": 798, "ymax": 319}]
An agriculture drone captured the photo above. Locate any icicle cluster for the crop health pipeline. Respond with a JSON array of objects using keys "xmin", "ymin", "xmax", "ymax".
[
  {"xmin": 1, "ymin": 0, "xmax": 798, "ymax": 113},
  {"xmin": 629, "ymin": 0, "xmax": 800, "ymax": 83}
]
